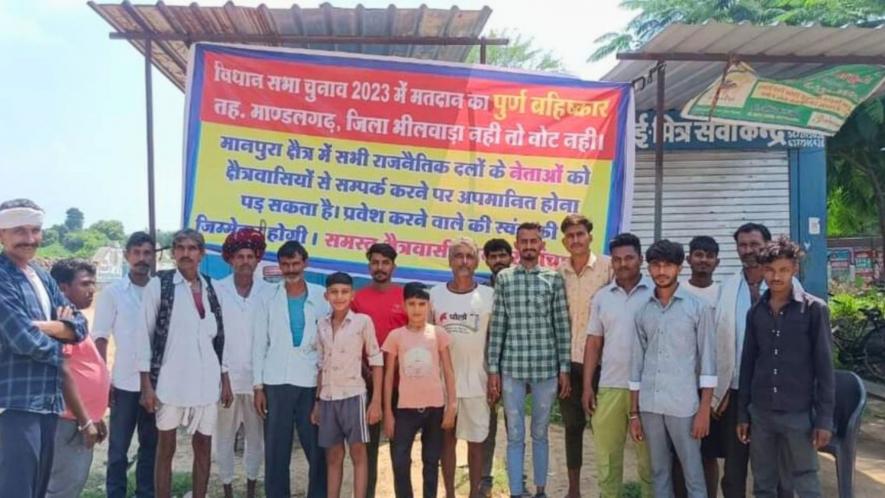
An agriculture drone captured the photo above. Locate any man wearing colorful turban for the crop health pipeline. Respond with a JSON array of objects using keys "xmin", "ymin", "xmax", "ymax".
[{"xmin": 216, "ymin": 228, "xmax": 267, "ymax": 498}]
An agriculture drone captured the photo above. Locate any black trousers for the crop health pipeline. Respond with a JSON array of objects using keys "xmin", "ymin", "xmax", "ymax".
[{"xmin": 390, "ymin": 407, "xmax": 444, "ymax": 498}]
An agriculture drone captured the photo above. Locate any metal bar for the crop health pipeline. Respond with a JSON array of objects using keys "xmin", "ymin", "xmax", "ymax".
[
  {"xmin": 480, "ymin": 38, "xmax": 487, "ymax": 64},
  {"xmin": 109, "ymin": 32, "xmax": 509, "ymax": 45},
  {"xmin": 618, "ymin": 51, "xmax": 885, "ymax": 65},
  {"xmin": 144, "ymin": 39, "xmax": 157, "ymax": 246},
  {"xmin": 654, "ymin": 62, "xmax": 665, "ymax": 242}
]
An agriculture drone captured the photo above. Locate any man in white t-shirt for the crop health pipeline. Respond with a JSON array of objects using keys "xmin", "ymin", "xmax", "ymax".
[{"xmin": 430, "ymin": 237, "xmax": 494, "ymax": 498}]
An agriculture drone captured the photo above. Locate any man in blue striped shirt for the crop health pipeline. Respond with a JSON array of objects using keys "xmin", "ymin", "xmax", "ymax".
[{"xmin": 0, "ymin": 198, "xmax": 88, "ymax": 498}]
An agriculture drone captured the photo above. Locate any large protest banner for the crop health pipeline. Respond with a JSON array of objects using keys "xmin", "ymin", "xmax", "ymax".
[{"xmin": 183, "ymin": 43, "xmax": 634, "ymax": 281}]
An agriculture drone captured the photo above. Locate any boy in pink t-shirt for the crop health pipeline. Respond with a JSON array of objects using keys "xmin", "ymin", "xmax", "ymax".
[{"xmin": 382, "ymin": 283, "xmax": 456, "ymax": 498}]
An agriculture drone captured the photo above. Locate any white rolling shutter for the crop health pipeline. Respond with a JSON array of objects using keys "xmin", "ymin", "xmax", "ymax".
[{"xmin": 630, "ymin": 150, "xmax": 791, "ymax": 279}]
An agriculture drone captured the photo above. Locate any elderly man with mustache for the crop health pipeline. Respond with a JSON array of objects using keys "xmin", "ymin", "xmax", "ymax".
[{"xmin": 94, "ymin": 231, "xmax": 159, "ymax": 498}]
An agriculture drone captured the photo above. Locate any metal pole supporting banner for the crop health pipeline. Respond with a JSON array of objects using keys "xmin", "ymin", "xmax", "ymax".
[
  {"xmin": 145, "ymin": 38, "xmax": 157, "ymax": 245},
  {"xmin": 480, "ymin": 38, "xmax": 487, "ymax": 64},
  {"xmin": 654, "ymin": 62, "xmax": 665, "ymax": 242}
]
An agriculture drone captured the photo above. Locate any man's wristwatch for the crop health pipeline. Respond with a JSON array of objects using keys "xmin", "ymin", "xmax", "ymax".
[{"xmin": 78, "ymin": 420, "xmax": 95, "ymax": 432}]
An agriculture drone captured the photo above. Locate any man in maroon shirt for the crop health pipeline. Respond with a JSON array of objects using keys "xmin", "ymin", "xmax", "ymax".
[{"xmin": 351, "ymin": 243, "xmax": 407, "ymax": 498}]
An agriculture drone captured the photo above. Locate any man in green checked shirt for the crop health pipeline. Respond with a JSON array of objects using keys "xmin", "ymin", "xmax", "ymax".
[{"xmin": 487, "ymin": 222, "xmax": 572, "ymax": 498}]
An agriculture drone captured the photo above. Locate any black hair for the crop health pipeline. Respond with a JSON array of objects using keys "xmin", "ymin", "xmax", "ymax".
[
  {"xmin": 733, "ymin": 223, "xmax": 772, "ymax": 243},
  {"xmin": 403, "ymin": 281, "xmax": 430, "ymax": 301},
  {"xmin": 645, "ymin": 239, "xmax": 685, "ymax": 265},
  {"xmin": 50, "ymin": 258, "xmax": 96, "ymax": 285},
  {"xmin": 482, "ymin": 238, "xmax": 512, "ymax": 257},
  {"xmin": 609, "ymin": 232, "xmax": 641, "ymax": 255},
  {"xmin": 516, "ymin": 222, "xmax": 542, "ymax": 235},
  {"xmin": 125, "ymin": 231, "xmax": 155, "ymax": 252},
  {"xmin": 278, "ymin": 241, "xmax": 309, "ymax": 261},
  {"xmin": 325, "ymin": 271, "xmax": 353, "ymax": 288},
  {"xmin": 0, "ymin": 198, "xmax": 43, "ymax": 211},
  {"xmin": 757, "ymin": 236, "xmax": 805, "ymax": 264},
  {"xmin": 560, "ymin": 214, "xmax": 593, "ymax": 234},
  {"xmin": 366, "ymin": 243, "xmax": 397, "ymax": 262},
  {"xmin": 689, "ymin": 235, "xmax": 719, "ymax": 256},
  {"xmin": 172, "ymin": 228, "xmax": 205, "ymax": 250}
]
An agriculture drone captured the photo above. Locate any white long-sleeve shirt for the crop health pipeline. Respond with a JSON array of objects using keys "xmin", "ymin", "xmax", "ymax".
[
  {"xmin": 92, "ymin": 277, "xmax": 147, "ymax": 392},
  {"xmin": 216, "ymin": 275, "xmax": 264, "ymax": 394},
  {"xmin": 136, "ymin": 270, "xmax": 226, "ymax": 407}
]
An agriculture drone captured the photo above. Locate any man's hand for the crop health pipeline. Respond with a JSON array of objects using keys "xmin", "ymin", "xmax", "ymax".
[
  {"xmin": 558, "ymin": 372, "xmax": 571, "ymax": 399},
  {"xmin": 221, "ymin": 376, "xmax": 233, "ymax": 408},
  {"xmin": 95, "ymin": 420, "xmax": 108, "ymax": 444},
  {"xmin": 629, "ymin": 417, "xmax": 644, "ymax": 442},
  {"xmin": 384, "ymin": 414, "xmax": 395, "ymax": 439},
  {"xmin": 139, "ymin": 385, "xmax": 159, "ymax": 414},
  {"xmin": 57, "ymin": 306, "xmax": 74, "ymax": 321},
  {"xmin": 582, "ymin": 386, "xmax": 597, "ymax": 416},
  {"xmin": 367, "ymin": 400, "xmax": 382, "ymax": 425},
  {"xmin": 692, "ymin": 410, "xmax": 711, "ymax": 439},
  {"xmin": 813, "ymin": 428, "xmax": 832, "ymax": 450},
  {"xmin": 81, "ymin": 421, "xmax": 100, "ymax": 449},
  {"xmin": 713, "ymin": 391, "xmax": 730, "ymax": 420},
  {"xmin": 737, "ymin": 423, "xmax": 751, "ymax": 445},
  {"xmin": 487, "ymin": 374, "xmax": 501, "ymax": 404},
  {"xmin": 253, "ymin": 388, "xmax": 267, "ymax": 418},
  {"xmin": 310, "ymin": 403, "xmax": 320, "ymax": 426},
  {"xmin": 441, "ymin": 404, "xmax": 457, "ymax": 430}
]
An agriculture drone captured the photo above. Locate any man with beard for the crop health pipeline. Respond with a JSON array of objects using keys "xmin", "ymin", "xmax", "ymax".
[
  {"xmin": 47, "ymin": 259, "xmax": 110, "ymax": 498},
  {"xmin": 94, "ymin": 231, "xmax": 158, "ymax": 498},
  {"xmin": 431, "ymin": 238, "xmax": 494, "ymax": 498},
  {"xmin": 488, "ymin": 222, "xmax": 571, "ymax": 498},
  {"xmin": 581, "ymin": 233, "xmax": 652, "ymax": 498},
  {"xmin": 351, "ymin": 242, "xmax": 407, "ymax": 498},
  {"xmin": 714, "ymin": 223, "xmax": 795, "ymax": 498},
  {"xmin": 628, "ymin": 240, "xmax": 716, "ymax": 498},
  {"xmin": 479, "ymin": 238, "xmax": 513, "ymax": 497},
  {"xmin": 136, "ymin": 229, "xmax": 232, "ymax": 498},
  {"xmin": 0, "ymin": 198, "xmax": 88, "ymax": 498},
  {"xmin": 556, "ymin": 214, "xmax": 611, "ymax": 498},
  {"xmin": 253, "ymin": 241, "xmax": 328, "ymax": 498},
  {"xmin": 215, "ymin": 229, "xmax": 267, "ymax": 498}
]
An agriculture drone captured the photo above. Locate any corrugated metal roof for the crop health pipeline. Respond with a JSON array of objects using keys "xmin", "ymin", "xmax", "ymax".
[
  {"xmin": 89, "ymin": 1, "xmax": 493, "ymax": 91},
  {"xmin": 603, "ymin": 22, "xmax": 885, "ymax": 111}
]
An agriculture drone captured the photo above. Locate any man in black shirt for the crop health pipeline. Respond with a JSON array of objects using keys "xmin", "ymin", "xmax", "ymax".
[{"xmin": 737, "ymin": 237, "xmax": 835, "ymax": 498}]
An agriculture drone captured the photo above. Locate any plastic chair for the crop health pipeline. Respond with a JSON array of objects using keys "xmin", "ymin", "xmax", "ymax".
[{"xmin": 819, "ymin": 370, "xmax": 867, "ymax": 498}]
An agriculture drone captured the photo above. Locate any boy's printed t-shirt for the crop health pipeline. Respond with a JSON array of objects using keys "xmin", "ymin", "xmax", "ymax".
[
  {"xmin": 382, "ymin": 324, "xmax": 451, "ymax": 409},
  {"xmin": 429, "ymin": 284, "xmax": 493, "ymax": 398}
]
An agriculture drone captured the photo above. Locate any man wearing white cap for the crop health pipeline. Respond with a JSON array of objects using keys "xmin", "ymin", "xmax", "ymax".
[{"xmin": 0, "ymin": 198, "xmax": 88, "ymax": 498}]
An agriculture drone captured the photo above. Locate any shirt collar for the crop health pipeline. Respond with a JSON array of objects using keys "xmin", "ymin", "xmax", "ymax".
[
  {"xmin": 322, "ymin": 309, "xmax": 355, "ymax": 326},
  {"xmin": 559, "ymin": 252, "xmax": 598, "ymax": 275},
  {"xmin": 610, "ymin": 276, "xmax": 652, "ymax": 295},
  {"xmin": 648, "ymin": 282, "xmax": 689, "ymax": 307},
  {"xmin": 172, "ymin": 269, "xmax": 206, "ymax": 287},
  {"xmin": 515, "ymin": 264, "xmax": 542, "ymax": 275},
  {"xmin": 760, "ymin": 285, "xmax": 806, "ymax": 305}
]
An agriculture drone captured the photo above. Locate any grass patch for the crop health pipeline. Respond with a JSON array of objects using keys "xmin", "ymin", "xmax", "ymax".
[{"xmin": 81, "ymin": 471, "xmax": 193, "ymax": 498}]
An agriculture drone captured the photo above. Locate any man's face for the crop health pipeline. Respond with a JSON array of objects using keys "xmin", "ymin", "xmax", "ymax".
[
  {"xmin": 230, "ymin": 248, "xmax": 258, "ymax": 277},
  {"xmin": 404, "ymin": 297, "xmax": 429, "ymax": 324},
  {"xmin": 763, "ymin": 257, "xmax": 798, "ymax": 294},
  {"xmin": 649, "ymin": 260, "xmax": 681, "ymax": 289},
  {"xmin": 0, "ymin": 225, "xmax": 42, "ymax": 263},
  {"xmin": 484, "ymin": 249, "xmax": 512, "ymax": 275},
  {"xmin": 449, "ymin": 244, "xmax": 478, "ymax": 280},
  {"xmin": 324, "ymin": 283, "xmax": 354, "ymax": 312},
  {"xmin": 687, "ymin": 249, "xmax": 720, "ymax": 277},
  {"xmin": 60, "ymin": 270, "xmax": 97, "ymax": 309},
  {"xmin": 368, "ymin": 253, "xmax": 395, "ymax": 284},
  {"xmin": 172, "ymin": 239, "xmax": 204, "ymax": 273},
  {"xmin": 515, "ymin": 228, "xmax": 544, "ymax": 263},
  {"xmin": 736, "ymin": 230, "xmax": 767, "ymax": 266},
  {"xmin": 126, "ymin": 242, "xmax": 155, "ymax": 278},
  {"xmin": 279, "ymin": 254, "xmax": 306, "ymax": 283},
  {"xmin": 561, "ymin": 225, "xmax": 591, "ymax": 257},
  {"xmin": 611, "ymin": 245, "xmax": 642, "ymax": 283}
]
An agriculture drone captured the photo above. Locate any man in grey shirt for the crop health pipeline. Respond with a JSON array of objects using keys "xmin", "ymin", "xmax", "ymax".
[{"xmin": 629, "ymin": 240, "xmax": 717, "ymax": 498}]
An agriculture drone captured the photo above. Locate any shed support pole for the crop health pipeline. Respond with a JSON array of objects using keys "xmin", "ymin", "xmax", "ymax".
[
  {"xmin": 654, "ymin": 62, "xmax": 665, "ymax": 241},
  {"xmin": 480, "ymin": 39, "xmax": 487, "ymax": 64},
  {"xmin": 145, "ymin": 38, "xmax": 157, "ymax": 246}
]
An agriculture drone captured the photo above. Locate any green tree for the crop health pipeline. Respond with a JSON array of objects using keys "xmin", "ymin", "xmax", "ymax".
[
  {"xmin": 89, "ymin": 220, "xmax": 126, "ymax": 241},
  {"xmin": 64, "ymin": 207, "xmax": 84, "ymax": 232},
  {"xmin": 467, "ymin": 29, "xmax": 567, "ymax": 73},
  {"xmin": 590, "ymin": 0, "xmax": 885, "ymax": 61}
]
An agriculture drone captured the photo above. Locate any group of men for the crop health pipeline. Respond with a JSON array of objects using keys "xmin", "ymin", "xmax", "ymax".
[{"xmin": 0, "ymin": 197, "xmax": 835, "ymax": 498}]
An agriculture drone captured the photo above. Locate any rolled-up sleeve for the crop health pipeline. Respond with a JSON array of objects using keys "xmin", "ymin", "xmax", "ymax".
[
  {"xmin": 698, "ymin": 303, "xmax": 718, "ymax": 389},
  {"xmin": 363, "ymin": 318, "xmax": 383, "ymax": 367},
  {"xmin": 586, "ymin": 294, "xmax": 604, "ymax": 337}
]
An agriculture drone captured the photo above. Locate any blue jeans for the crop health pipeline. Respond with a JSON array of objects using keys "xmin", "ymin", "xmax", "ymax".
[
  {"xmin": 0, "ymin": 410, "xmax": 58, "ymax": 498},
  {"xmin": 502, "ymin": 375, "xmax": 558, "ymax": 495},
  {"xmin": 264, "ymin": 384, "xmax": 326, "ymax": 498},
  {"xmin": 106, "ymin": 388, "xmax": 157, "ymax": 498}
]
